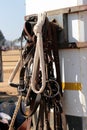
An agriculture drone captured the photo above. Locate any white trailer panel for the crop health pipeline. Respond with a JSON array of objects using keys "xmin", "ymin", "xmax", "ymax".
[{"xmin": 59, "ymin": 49, "xmax": 87, "ymax": 116}]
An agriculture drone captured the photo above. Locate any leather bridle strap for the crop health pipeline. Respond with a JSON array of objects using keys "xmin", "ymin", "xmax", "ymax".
[{"xmin": 23, "ymin": 23, "xmax": 32, "ymax": 41}]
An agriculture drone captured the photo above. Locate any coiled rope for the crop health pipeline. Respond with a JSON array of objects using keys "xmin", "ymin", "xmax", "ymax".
[
  {"xmin": 30, "ymin": 12, "xmax": 46, "ymax": 94},
  {"xmin": 8, "ymin": 95, "xmax": 22, "ymax": 130}
]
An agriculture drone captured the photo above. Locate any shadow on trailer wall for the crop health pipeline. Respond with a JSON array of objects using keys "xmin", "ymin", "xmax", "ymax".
[{"xmin": 66, "ymin": 115, "xmax": 83, "ymax": 130}]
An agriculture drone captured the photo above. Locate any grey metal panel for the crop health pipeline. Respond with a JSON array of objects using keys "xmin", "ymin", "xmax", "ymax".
[
  {"xmin": 68, "ymin": 11, "xmax": 87, "ymax": 42},
  {"xmin": 77, "ymin": 0, "xmax": 87, "ymax": 4}
]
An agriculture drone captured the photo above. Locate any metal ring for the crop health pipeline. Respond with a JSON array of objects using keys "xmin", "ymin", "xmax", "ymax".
[{"xmin": 44, "ymin": 79, "xmax": 60, "ymax": 99}]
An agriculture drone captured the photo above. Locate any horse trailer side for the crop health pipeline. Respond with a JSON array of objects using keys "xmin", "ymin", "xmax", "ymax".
[{"xmin": 25, "ymin": 0, "xmax": 87, "ymax": 129}]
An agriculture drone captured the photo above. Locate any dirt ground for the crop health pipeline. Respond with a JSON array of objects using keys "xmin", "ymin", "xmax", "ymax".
[{"xmin": 0, "ymin": 69, "xmax": 19, "ymax": 102}]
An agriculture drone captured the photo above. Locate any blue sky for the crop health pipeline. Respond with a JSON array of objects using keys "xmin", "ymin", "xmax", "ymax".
[{"xmin": 0, "ymin": 0, "xmax": 25, "ymax": 40}]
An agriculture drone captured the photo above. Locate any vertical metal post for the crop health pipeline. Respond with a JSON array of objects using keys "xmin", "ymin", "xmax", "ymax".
[{"xmin": 0, "ymin": 47, "xmax": 3, "ymax": 82}]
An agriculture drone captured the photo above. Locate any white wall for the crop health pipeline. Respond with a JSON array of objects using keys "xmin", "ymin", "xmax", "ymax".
[{"xmin": 25, "ymin": 0, "xmax": 87, "ymax": 15}]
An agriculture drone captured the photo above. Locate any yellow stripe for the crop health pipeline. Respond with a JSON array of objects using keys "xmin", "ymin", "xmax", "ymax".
[{"xmin": 62, "ymin": 82, "xmax": 82, "ymax": 90}]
